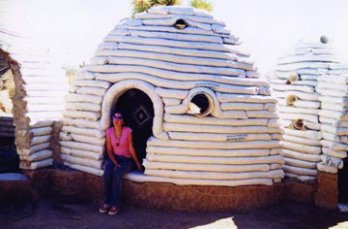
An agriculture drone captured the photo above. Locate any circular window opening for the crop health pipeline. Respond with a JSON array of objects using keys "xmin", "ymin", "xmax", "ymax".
[
  {"xmin": 292, "ymin": 119, "xmax": 305, "ymax": 130},
  {"xmin": 286, "ymin": 95, "xmax": 297, "ymax": 106},
  {"xmin": 175, "ymin": 19, "xmax": 187, "ymax": 30},
  {"xmin": 189, "ymin": 93, "xmax": 213, "ymax": 117},
  {"xmin": 286, "ymin": 72, "xmax": 299, "ymax": 85}
]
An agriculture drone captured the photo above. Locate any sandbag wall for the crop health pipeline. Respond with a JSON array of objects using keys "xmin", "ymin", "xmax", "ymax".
[
  {"xmin": 317, "ymin": 64, "xmax": 348, "ymax": 173},
  {"xmin": 270, "ymin": 41, "xmax": 340, "ymax": 182},
  {"xmin": 61, "ymin": 6, "xmax": 284, "ymax": 186},
  {"xmin": 0, "ymin": 1, "xmax": 67, "ymax": 170},
  {"xmin": 0, "ymin": 116, "xmax": 14, "ymax": 137}
]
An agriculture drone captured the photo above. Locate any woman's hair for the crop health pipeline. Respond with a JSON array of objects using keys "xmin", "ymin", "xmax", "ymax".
[{"xmin": 113, "ymin": 108, "xmax": 124, "ymax": 117}]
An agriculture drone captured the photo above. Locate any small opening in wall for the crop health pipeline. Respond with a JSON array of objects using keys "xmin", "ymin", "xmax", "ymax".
[
  {"xmin": 175, "ymin": 19, "xmax": 187, "ymax": 30},
  {"xmin": 292, "ymin": 119, "xmax": 305, "ymax": 130},
  {"xmin": 286, "ymin": 72, "xmax": 299, "ymax": 85},
  {"xmin": 189, "ymin": 93, "xmax": 212, "ymax": 117},
  {"xmin": 286, "ymin": 95, "xmax": 297, "ymax": 106}
]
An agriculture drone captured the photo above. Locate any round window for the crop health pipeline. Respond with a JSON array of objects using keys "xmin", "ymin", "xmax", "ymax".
[{"xmin": 189, "ymin": 93, "xmax": 213, "ymax": 117}]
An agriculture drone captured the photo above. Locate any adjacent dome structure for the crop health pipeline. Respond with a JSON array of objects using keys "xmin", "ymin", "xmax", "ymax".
[
  {"xmin": 61, "ymin": 5, "xmax": 284, "ymax": 188},
  {"xmin": 317, "ymin": 63, "xmax": 348, "ymax": 174},
  {"xmin": 0, "ymin": 1, "xmax": 67, "ymax": 170},
  {"xmin": 269, "ymin": 37, "xmax": 347, "ymax": 182}
]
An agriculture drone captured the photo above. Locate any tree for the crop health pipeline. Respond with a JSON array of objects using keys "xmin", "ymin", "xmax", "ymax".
[
  {"xmin": 132, "ymin": 0, "xmax": 181, "ymax": 16},
  {"xmin": 190, "ymin": 0, "xmax": 213, "ymax": 12}
]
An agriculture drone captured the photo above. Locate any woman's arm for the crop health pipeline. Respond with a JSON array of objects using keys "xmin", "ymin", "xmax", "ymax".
[
  {"xmin": 128, "ymin": 133, "xmax": 142, "ymax": 171},
  {"xmin": 106, "ymin": 132, "xmax": 119, "ymax": 167}
]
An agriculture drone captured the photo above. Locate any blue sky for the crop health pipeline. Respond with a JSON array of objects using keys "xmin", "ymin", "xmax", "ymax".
[{"xmin": 3, "ymin": 0, "xmax": 347, "ymax": 75}]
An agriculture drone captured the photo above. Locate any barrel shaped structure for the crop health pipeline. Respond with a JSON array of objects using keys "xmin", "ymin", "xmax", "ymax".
[
  {"xmin": 270, "ymin": 40, "xmax": 342, "ymax": 182},
  {"xmin": 317, "ymin": 64, "xmax": 348, "ymax": 173},
  {"xmin": 60, "ymin": 6, "xmax": 284, "ymax": 187},
  {"xmin": 0, "ymin": 1, "xmax": 67, "ymax": 169}
]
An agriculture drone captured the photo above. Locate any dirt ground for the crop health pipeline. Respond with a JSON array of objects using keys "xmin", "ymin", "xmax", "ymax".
[{"xmin": 1, "ymin": 198, "xmax": 347, "ymax": 229}]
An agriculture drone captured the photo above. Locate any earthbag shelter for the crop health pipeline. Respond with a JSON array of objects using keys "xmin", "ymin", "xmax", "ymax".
[
  {"xmin": 0, "ymin": 0, "xmax": 67, "ymax": 170},
  {"xmin": 60, "ymin": 5, "xmax": 284, "ymax": 191},
  {"xmin": 269, "ymin": 39, "xmax": 348, "ymax": 206}
]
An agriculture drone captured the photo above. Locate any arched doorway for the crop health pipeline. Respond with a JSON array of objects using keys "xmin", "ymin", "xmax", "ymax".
[{"xmin": 112, "ymin": 89, "xmax": 154, "ymax": 162}]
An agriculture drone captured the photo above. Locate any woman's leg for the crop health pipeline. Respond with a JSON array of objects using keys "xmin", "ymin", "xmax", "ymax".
[
  {"xmin": 103, "ymin": 159, "xmax": 115, "ymax": 205},
  {"xmin": 110, "ymin": 157, "xmax": 134, "ymax": 207}
]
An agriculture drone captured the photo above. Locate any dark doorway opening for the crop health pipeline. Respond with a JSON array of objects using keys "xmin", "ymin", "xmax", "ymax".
[
  {"xmin": 0, "ymin": 54, "xmax": 19, "ymax": 173},
  {"xmin": 113, "ymin": 89, "xmax": 154, "ymax": 163},
  {"xmin": 339, "ymin": 157, "xmax": 348, "ymax": 203}
]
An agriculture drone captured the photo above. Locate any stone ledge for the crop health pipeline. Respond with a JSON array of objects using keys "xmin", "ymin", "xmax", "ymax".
[
  {"xmin": 283, "ymin": 178, "xmax": 317, "ymax": 204},
  {"xmin": 25, "ymin": 169, "xmax": 103, "ymax": 203},
  {"xmin": 123, "ymin": 180, "xmax": 284, "ymax": 212},
  {"xmin": 22, "ymin": 169, "xmax": 285, "ymax": 211},
  {"xmin": 315, "ymin": 172, "xmax": 338, "ymax": 209}
]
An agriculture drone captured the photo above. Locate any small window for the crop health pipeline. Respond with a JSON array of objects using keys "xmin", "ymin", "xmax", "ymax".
[
  {"xmin": 292, "ymin": 119, "xmax": 304, "ymax": 130},
  {"xmin": 286, "ymin": 95, "xmax": 297, "ymax": 106},
  {"xmin": 175, "ymin": 19, "xmax": 187, "ymax": 30},
  {"xmin": 286, "ymin": 72, "xmax": 299, "ymax": 85},
  {"xmin": 188, "ymin": 93, "xmax": 213, "ymax": 117}
]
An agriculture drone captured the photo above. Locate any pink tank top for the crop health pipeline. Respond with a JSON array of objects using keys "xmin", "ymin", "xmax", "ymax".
[{"xmin": 106, "ymin": 126, "xmax": 133, "ymax": 158}]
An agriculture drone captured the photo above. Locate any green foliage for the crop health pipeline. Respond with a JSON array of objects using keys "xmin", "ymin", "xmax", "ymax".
[
  {"xmin": 190, "ymin": 0, "xmax": 213, "ymax": 12},
  {"xmin": 157, "ymin": 0, "xmax": 181, "ymax": 5},
  {"xmin": 132, "ymin": 0, "xmax": 151, "ymax": 16},
  {"xmin": 132, "ymin": 0, "xmax": 181, "ymax": 16}
]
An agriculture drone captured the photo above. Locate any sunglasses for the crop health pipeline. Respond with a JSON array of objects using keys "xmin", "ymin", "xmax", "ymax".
[{"xmin": 113, "ymin": 115, "xmax": 123, "ymax": 120}]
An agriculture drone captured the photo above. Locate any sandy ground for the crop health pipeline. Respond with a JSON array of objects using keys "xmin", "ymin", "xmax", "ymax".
[{"xmin": 1, "ymin": 198, "xmax": 348, "ymax": 229}]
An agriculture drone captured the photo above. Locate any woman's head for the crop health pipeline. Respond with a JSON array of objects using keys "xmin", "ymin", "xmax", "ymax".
[{"xmin": 112, "ymin": 109, "xmax": 124, "ymax": 127}]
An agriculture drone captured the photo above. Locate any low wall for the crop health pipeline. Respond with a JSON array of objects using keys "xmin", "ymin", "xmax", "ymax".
[
  {"xmin": 123, "ymin": 180, "xmax": 284, "ymax": 212},
  {"xmin": 13, "ymin": 169, "xmax": 335, "ymax": 211},
  {"xmin": 24, "ymin": 169, "xmax": 284, "ymax": 211}
]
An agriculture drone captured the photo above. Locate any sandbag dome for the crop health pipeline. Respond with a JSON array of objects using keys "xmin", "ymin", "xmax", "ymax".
[
  {"xmin": 61, "ymin": 6, "xmax": 284, "ymax": 187},
  {"xmin": 269, "ymin": 38, "xmax": 347, "ymax": 182}
]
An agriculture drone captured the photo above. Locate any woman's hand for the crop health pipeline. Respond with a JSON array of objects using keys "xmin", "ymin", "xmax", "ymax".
[
  {"xmin": 113, "ymin": 162, "xmax": 121, "ymax": 171},
  {"xmin": 136, "ymin": 163, "xmax": 143, "ymax": 172}
]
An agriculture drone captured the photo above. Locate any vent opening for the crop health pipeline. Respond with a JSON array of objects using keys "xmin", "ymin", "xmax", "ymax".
[{"xmin": 175, "ymin": 19, "xmax": 187, "ymax": 30}]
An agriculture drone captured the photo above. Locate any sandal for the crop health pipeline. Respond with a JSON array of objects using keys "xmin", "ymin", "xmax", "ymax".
[
  {"xmin": 108, "ymin": 206, "xmax": 120, "ymax": 216},
  {"xmin": 99, "ymin": 204, "xmax": 110, "ymax": 214}
]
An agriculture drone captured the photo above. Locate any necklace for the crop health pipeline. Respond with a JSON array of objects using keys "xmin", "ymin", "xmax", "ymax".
[{"xmin": 115, "ymin": 127, "xmax": 123, "ymax": 146}]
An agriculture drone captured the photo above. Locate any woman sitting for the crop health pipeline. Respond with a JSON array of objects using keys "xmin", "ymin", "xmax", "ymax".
[{"xmin": 99, "ymin": 110, "xmax": 142, "ymax": 215}]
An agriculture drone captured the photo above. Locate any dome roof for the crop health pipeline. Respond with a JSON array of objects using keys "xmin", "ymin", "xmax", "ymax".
[{"xmin": 85, "ymin": 5, "xmax": 259, "ymax": 79}]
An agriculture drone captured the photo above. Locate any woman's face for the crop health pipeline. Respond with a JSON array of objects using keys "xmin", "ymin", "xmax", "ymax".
[{"xmin": 113, "ymin": 112, "xmax": 124, "ymax": 127}]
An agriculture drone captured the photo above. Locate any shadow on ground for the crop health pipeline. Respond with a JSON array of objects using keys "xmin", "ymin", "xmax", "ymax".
[{"xmin": 1, "ymin": 198, "xmax": 347, "ymax": 229}]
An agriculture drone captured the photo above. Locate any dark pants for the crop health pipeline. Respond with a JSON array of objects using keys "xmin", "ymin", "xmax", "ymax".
[{"xmin": 103, "ymin": 156, "xmax": 133, "ymax": 207}]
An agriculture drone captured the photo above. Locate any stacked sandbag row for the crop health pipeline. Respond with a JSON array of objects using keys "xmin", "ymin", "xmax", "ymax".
[
  {"xmin": 143, "ymin": 90, "xmax": 284, "ymax": 186},
  {"xmin": 0, "ymin": 116, "xmax": 14, "ymax": 137},
  {"xmin": 270, "ymin": 41, "xmax": 340, "ymax": 182},
  {"xmin": 317, "ymin": 64, "xmax": 348, "ymax": 173},
  {"xmin": 0, "ymin": 1, "xmax": 67, "ymax": 169},
  {"xmin": 61, "ymin": 6, "xmax": 284, "ymax": 186},
  {"xmin": 60, "ymin": 76, "xmax": 110, "ymax": 176}
]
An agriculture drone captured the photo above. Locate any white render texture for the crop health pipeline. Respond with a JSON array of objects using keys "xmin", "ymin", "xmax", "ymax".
[
  {"xmin": 0, "ymin": 1, "xmax": 68, "ymax": 170},
  {"xmin": 60, "ymin": 6, "xmax": 283, "ymax": 186},
  {"xmin": 270, "ymin": 39, "xmax": 347, "ymax": 181}
]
